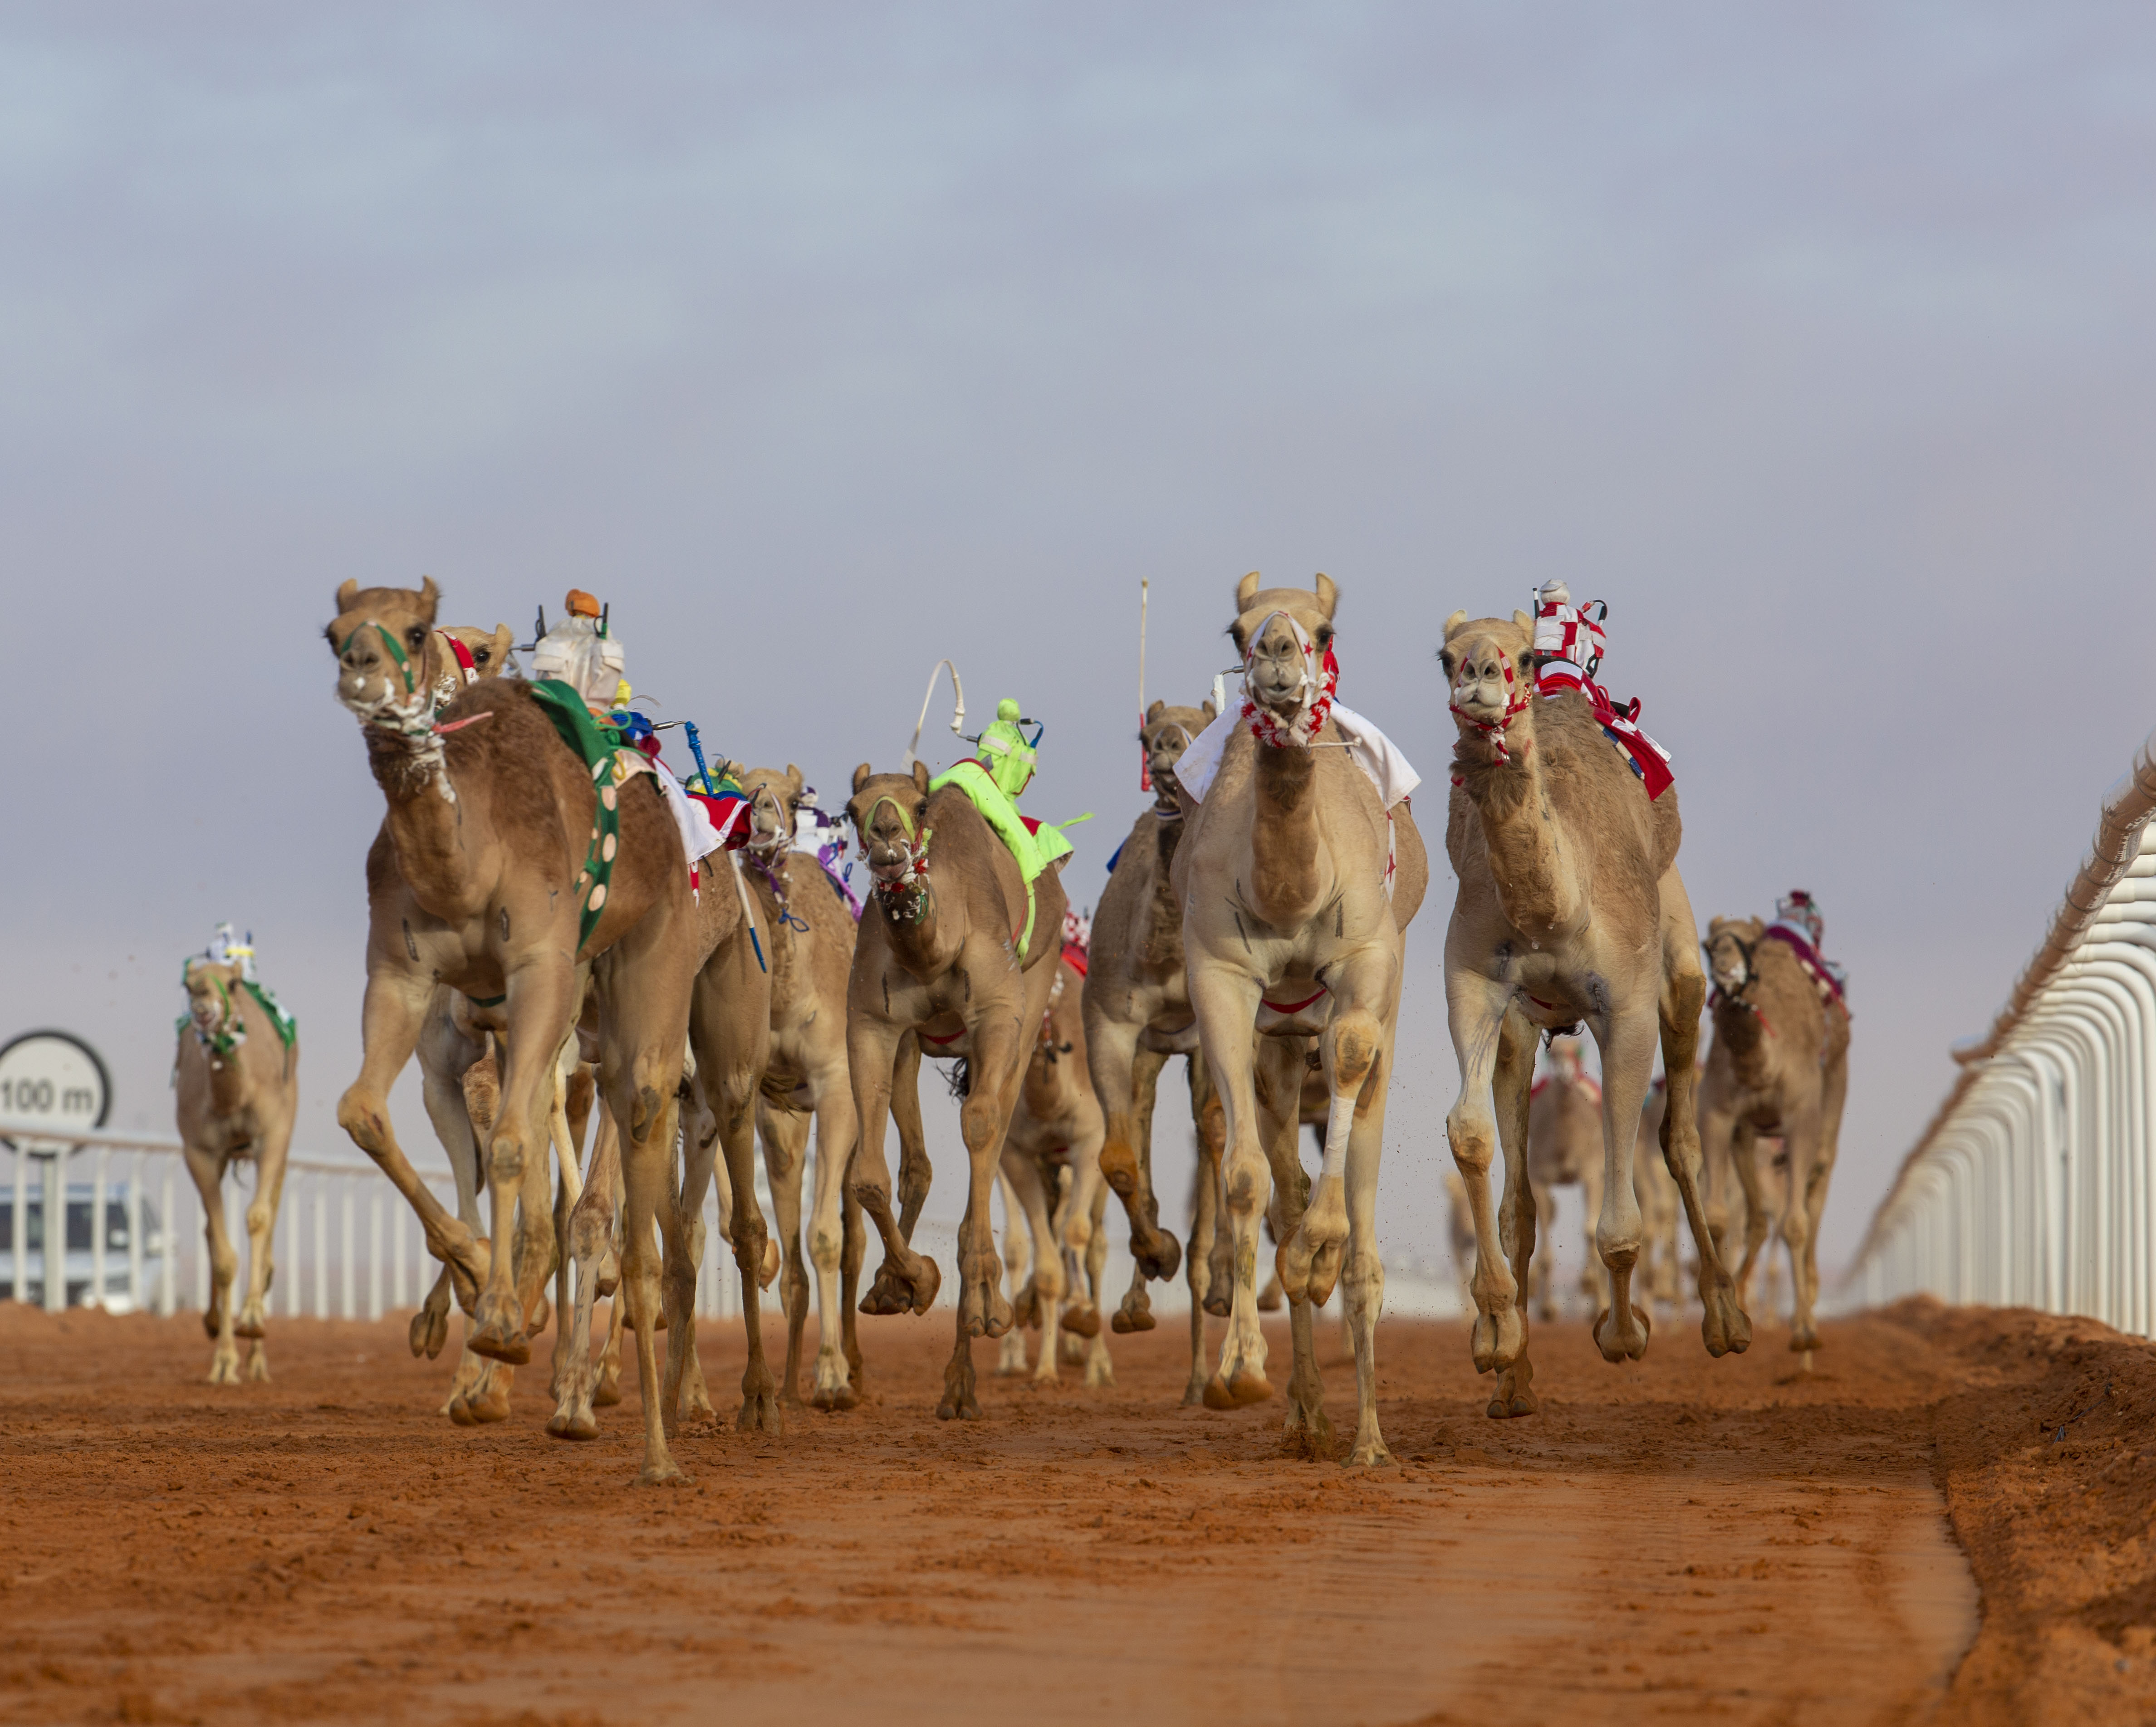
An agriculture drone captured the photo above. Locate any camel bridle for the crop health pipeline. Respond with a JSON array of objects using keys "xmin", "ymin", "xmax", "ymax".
[
  {"xmin": 853, "ymin": 794, "xmax": 933, "ymax": 921},
  {"xmin": 1240, "ymin": 612, "xmax": 1338, "ymax": 749},
  {"xmin": 1705, "ymin": 933, "xmax": 1775, "ymax": 1037},
  {"xmin": 1447, "ymin": 648, "xmax": 1531, "ymax": 768},
  {"xmin": 338, "ymin": 618, "xmax": 475, "ymax": 804}
]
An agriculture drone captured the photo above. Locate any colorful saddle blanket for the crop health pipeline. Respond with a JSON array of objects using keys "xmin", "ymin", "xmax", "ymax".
[{"xmin": 1762, "ymin": 920, "xmax": 1850, "ymax": 1015}]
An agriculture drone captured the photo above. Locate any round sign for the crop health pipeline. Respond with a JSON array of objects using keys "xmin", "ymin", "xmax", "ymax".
[{"xmin": 0, "ymin": 1031, "xmax": 111, "ymax": 1156}]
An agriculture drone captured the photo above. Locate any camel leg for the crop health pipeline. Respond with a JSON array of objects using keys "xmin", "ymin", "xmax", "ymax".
[
  {"xmin": 416, "ymin": 1006, "xmax": 488, "ymax": 1409},
  {"xmin": 1082, "ymin": 1182, "xmax": 1114, "ymax": 1385},
  {"xmin": 839, "ymin": 1182, "xmax": 866, "ymax": 1393},
  {"xmin": 1188, "ymin": 962, "xmax": 1273, "ymax": 1409},
  {"xmin": 184, "ymin": 1149, "xmax": 241, "ymax": 1385},
  {"xmin": 1444, "ymin": 968, "xmax": 1527, "ymax": 1376},
  {"xmin": 849, "ymin": 1020, "xmax": 941, "ymax": 1316},
  {"xmin": 1058, "ymin": 1106, "xmax": 1107, "ymax": 1341},
  {"xmin": 466, "ymin": 962, "xmax": 574, "ymax": 1366},
  {"xmin": 1656, "ymin": 870, "xmax": 1749, "ymax": 1357},
  {"xmin": 1180, "ymin": 1057, "xmax": 1222, "ymax": 1403},
  {"xmin": 1793, "ymin": 1029, "xmax": 1849, "ymax": 1361},
  {"xmin": 952, "ymin": 1018, "xmax": 1025, "ymax": 1348},
  {"xmin": 234, "ymin": 1124, "xmax": 289, "ymax": 1382},
  {"xmin": 546, "ymin": 1041, "xmax": 587, "ymax": 1402},
  {"xmin": 1341, "ymin": 1022, "xmax": 1398, "ymax": 1467},
  {"xmin": 1279, "ymin": 949, "xmax": 1396, "ymax": 1311},
  {"xmin": 546, "ymin": 1106, "xmax": 619, "ymax": 1442},
  {"xmin": 1094, "ymin": 1023, "xmax": 1181, "ymax": 1280},
  {"xmin": 1001, "ymin": 1150, "xmax": 1065, "ymax": 1383},
  {"xmin": 676, "ymin": 1137, "xmax": 718, "ymax": 1424},
  {"xmin": 1530, "ymin": 1181, "xmax": 1558, "ymax": 1323},
  {"xmin": 338, "ymin": 967, "xmax": 487, "ymax": 1301},
  {"xmin": 1728, "ymin": 1123, "xmax": 1769, "ymax": 1311},
  {"xmin": 761, "ymin": 1102, "xmax": 812, "ymax": 1407},
  {"xmin": 1578, "ymin": 1159, "xmax": 1606, "ymax": 1318},
  {"xmin": 1259, "ymin": 1038, "xmax": 1331, "ymax": 1454},
  {"xmin": 994, "ymin": 1166, "xmax": 1033, "ymax": 1376},
  {"xmin": 1586, "ymin": 1001, "xmax": 1656, "ymax": 1364},
  {"xmin": 1781, "ymin": 1105, "xmax": 1826, "ymax": 1355},
  {"xmin": 1482, "ymin": 1005, "xmax": 1539, "ymax": 1415},
  {"xmin": 805, "ymin": 1058, "xmax": 862, "ymax": 1409}
]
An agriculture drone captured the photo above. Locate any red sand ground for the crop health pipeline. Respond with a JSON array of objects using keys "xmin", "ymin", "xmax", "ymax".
[{"xmin": 0, "ymin": 1299, "xmax": 2148, "ymax": 1725}]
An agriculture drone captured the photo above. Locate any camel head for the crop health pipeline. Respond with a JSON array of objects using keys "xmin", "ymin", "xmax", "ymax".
[
  {"xmin": 1703, "ymin": 915, "xmax": 1767, "ymax": 1000},
  {"xmin": 740, "ymin": 763, "xmax": 808, "ymax": 857},
  {"xmin": 847, "ymin": 761, "xmax": 935, "ymax": 902},
  {"xmin": 1230, "ymin": 572, "xmax": 1338, "ymax": 742},
  {"xmin": 180, "ymin": 957, "xmax": 249, "ymax": 1053},
  {"xmin": 326, "ymin": 577, "xmax": 444, "ymax": 722},
  {"xmin": 429, "ymin": 623, "xmax": 516, "ymax": 711},
  {"xmin": 1439, "ymin": 609, "xmax": 1537, "ymax": 766},
  {"xmin": 1141, "ymin": 697, "xmax": 1216, "ymax": 804}
]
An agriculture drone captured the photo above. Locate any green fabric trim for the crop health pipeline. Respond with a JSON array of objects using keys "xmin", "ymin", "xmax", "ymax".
[
  {"xmin": 528, "ymin": 680, "xmax": 626, "ymax": 954},
  {"xmin": 242, "ymin": 980, "xmax": 298, "ymax": 1048},
  {"xmin": 931, "ymin": 758, "xmax": 1081, "ymax": 954},
  {"xmin": 466, "ymin": 992, "xmax": 506, "ymax": 1008}
]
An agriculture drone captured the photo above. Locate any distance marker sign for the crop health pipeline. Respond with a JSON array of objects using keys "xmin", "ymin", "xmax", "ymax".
[{"xmin": 0, "ymin": 1030, "xmax": 111, "ymax": 1156}]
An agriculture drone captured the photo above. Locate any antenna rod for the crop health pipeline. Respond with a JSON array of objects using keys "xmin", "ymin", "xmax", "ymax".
[
  {"xmin": 903, "ymin": 659, "xmax": 966, "ymax": 772},
  {"xmin": 1137, "ymin": 579, "xmax": 1152, "ymax": 793}
]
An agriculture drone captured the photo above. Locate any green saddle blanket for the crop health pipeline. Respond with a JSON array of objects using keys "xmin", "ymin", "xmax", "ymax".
[{"xmin": 929, "ymin": 759, "xmax": 1085, "ymax": 954}]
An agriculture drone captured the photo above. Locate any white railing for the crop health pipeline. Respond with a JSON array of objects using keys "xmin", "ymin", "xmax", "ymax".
[
  {"xmin": 0, "ymin": 1121, "xmax": 757, "ymax": 1326},
  {"xmin": 1843, "ymin": 727, "xmax": 2156, "ymax": 1334}
]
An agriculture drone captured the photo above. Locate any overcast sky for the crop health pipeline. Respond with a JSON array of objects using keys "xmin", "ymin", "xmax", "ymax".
[{"xmin": 7, "ymin": 5, "xmax": 2154, "ymax": 1291}]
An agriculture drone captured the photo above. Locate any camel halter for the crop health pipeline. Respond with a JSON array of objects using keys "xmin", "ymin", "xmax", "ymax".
[
  {"xmin": 430, "ymin": 630, "xmax": 480, "ymax": 714},
  {"xmin": 1241, "ymin": 613, "xmax": 1338, "ymax": 749},
  {"xmin": 855, "ymin": 795, "xmax": 933, "ymax": 921},
  {"xmin": 1448, "ymin": 651, "xmax": 1532, "ymax": 770},
  {"xmin": 339, "ymin": 620, "xmax": 466, "ymax": 804},
  {"xmin": 180, "ymin": 964, "xmax": 249, "ymax": 1058},
  {"xmin": 1705, "ymin": 934, "xmax": 1775, "ymax": 1037}
]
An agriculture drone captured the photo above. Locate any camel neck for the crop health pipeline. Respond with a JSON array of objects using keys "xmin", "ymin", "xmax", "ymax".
[
  {"xmin": 204, "ymin": 1043, "xmax": 253, "ymax": 1120},
  {"xmin": 1141, "ymin": 814, "xmax": 1185, "ymax": 968},
  {"xmin": 1457, "ymin": 722, "xmax": 1581, "ymax": 939},
  {"xmin": 365, "ymin": 726, "xmax": 492, "ymax": 920},
  {"xmin": 874, "ymin": 881, "xmax": 958, "ymax": 979},
  {"xmin": 1248, "ymin": 739, "xmax": 1324, "ymax": 929}
]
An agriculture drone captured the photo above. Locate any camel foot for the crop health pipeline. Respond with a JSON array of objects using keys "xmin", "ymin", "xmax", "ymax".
[
  {"xmin": 1484, "ymin": 1360, "xmax": 1538, "ymax": 1419},
  {"xmin": 1700, "ymin": 1282, "xmax": 1752, "ymax": 1358},
  {"xmin": 1202, "ymin": 1286, "xmax": 1234, "ymax": 1321},
  {"xmin": 862, "ymin": 1256, "xmax": 939, "ymax": 1317},
  {"xmin": 593, "ymin": 1366, "xmax": 622, "ymax": 1409},
  {"xmin": 1182, "ymin": 1379, "xmax": 1209, "ymax": 1408},
  {"xmin": 960, "ymin": 1250, "xmax": 1013, "ymax": 1340},
  {"xmin": 936, "ymin": 1386, "xmax": 983, "ymax": 1421},
  {"xmin": 635, "ymin": 1458, "xmax": 688, "ymax": 1487},
  {"xmin": 1281, "ymin": 1401, "xmax": 1335, "ymax": 1459},
  {"xmin": 995, "ymin": 1333, "xmax": 1029, "ymax": 1376},
  {"xmin": 244, "ymin": 1342, "xmax": 270, "ymax": 1383},
  {"xmin": 526, "ymin": 1294, "xmax": 551, "ymax": 1337},
  {"xmin": 812, "ymin": 1379, "xmax": 860, "ymax": 1411},
  {"xmin": 467, "ymin": 1325, "xmax": 531, "ymax": 1366},
  {"xmin": 1098, "ymin": 1140, "xmax": 1139, "ymax": 1199},
  {"xmin": 1061, "ymin": 1300, "xmax": 1100, "ymax": 1340},
  {"xmin": 811, "ymin": 1350, "xmax": 858, "ymax": 1410},
  {"xmin": 736, "ymin": 1390, "xmax": 784, "ymax": 1435},
  {"xmin": 1084, "ymin": 1346, "xmax": 1114, "ymax": 1388},
  {"xmin": 1201, "ymin": 1366, "xmax": 1272, "ymax": 1408},
  {"xmin": 1131, "ymin": 1224, "xmax": 1181, "ymax": 1282},
  {"xmin": 1800, "ymin": 1348, "xmax": 1815, "ymax": 1374},
  {"xmin": 1592, "ymin": 1302, "xmax": 1651, "ymax": 1364},
  {"xmin": 545, "ymin": 1408, "xmax": 599, "ymax": 1441},
  {"xmin": 1470, "ymin": 1305, "xmax": 1524, "ymax": 1374},
  {"xmin": 206, "ymin": 1349, "xmax": 241, "ymax": 1386},
  {"xmin": 1009, "ymin": 1280, "xmax": 1042, "ymax": 1331},
  {"xmin": 1346, "ymin": 1434, "xmax": 1395, "ymax": 1469},
  {"xmin": 1790, "ymin": 1323, "xmax": 1820, "ymax": 1354},
  {"xmin": 1256, "ymin": 1276, "xmax": 1284, "ymax": 1313},
  {"xmin": 233, "ymin": 1304, "xmax": 266, "ymax": 1341},
  {"xmin": 409, "ymin": 1303, "xmax": 450, "ymax": 1361},
  {"xmin": 1112, "ymin": 1286, "xmax": 1156, "ymax": 1334}
]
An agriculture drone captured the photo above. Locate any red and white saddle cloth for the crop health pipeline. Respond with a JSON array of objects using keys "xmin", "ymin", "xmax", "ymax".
[
  {"xmin": 1762, "ymin": 919, "xmax": 1851, "ymax": 1016},
  {"xmin": 1532, "ymin": 585, "xmax": 1674, "ymax": 801}
]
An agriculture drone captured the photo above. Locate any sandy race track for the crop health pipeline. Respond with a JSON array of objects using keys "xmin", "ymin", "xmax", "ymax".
[{"xmin": 0, "ymin": 1299, "xmax": 2149, "ymax": 1726}]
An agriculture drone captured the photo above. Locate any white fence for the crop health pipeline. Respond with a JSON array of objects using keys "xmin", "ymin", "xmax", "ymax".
[
  {"xmin": 0, "ymin": 1121, "xmax": 760, "ymax": 1325},
  {"xmin": 1844, "ymin": 727, "xmax": 2156, "ymax": 1334}
]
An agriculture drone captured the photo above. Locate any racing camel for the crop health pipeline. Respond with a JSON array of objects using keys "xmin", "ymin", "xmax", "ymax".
[
  {"xmin": 1437, "ymin": 599, "xmax": 1747, "ymax": 1421},
  {"xmin": 326, "ymin": 577, "xmax": 712, "ymax": 1482},
  {"xmin": 1173, "ymin": 572, "xmax": 1427, "ymax": 1464},
  {"xmin": 842, "ymin": 760, "xmax": 1070, "ymax": 1419}
]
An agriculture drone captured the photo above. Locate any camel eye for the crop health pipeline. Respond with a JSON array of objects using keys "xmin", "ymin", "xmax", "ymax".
[
  {"xmin": 1316, "ymin": 627, "xmax": 1333, "ymax": 649},
  {"xmin": 1437, "ymin": 651, "xmax": 1455, "ymax": 677},
  {"xmin": 407, "ymin": 626, "xmax": 426, "ymax": 648},
  {"xmin": 474, "ymin": 647, "xmax": 490, "ymax": 665}
]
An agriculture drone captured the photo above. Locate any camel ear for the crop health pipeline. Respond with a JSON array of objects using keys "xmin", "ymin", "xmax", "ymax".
[
  {"xmin": 1145, "ymin": 699, "xmax": 1165, "ymax": 724},
  {"xmin": 1201, "ymin": 699, "xmax": 1216, "ymax": 720},
  {"xmin": 786, "ymin": 763, "xmax": 803, "ymax": 793},
  {"xmin": 911, "ymin": 760, "xmax": 931, "ymax": 796},
  {"xmin": 1235, "ymin": 571, "xmax": 1262, "ymax": 611},
  {"xmin": 488, "ymin": 623, "xmax": 514, "ymax": 667},
  {"xmin": 1512, "ymin": 609, "xmax": 1533, "ymax": 636},
  {"xmin": 1442, "ymin": 609, "xmax": 1469, "ymax": 641},
  {"xmin": 853, "ymin": 762, "xmax": 873, "ymax": 795},
  {"xmin": 1313, "ymin": 572, "xmax": 1337, "ymax": 617},
  {"xmin": 335, "ymin": 579, "xmax": 360, "ymax": 615},
  {"xmin": 418, "ymin": 577, "xmax": 441, "ymax": 620}
]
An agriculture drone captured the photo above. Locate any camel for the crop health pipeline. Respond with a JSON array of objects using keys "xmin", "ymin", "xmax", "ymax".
[
  {"xmin": 327, "ymin": 578, "xmax": 720, "ymax": 1482},
  {"xmin": 1173, "ymin": 572, "xmax": 1428, "ymax": 1464},
  {"xmin": 1523, "ymin": 1037, "xmax": 1607, "ymax": 1322},
  {"xmin": 990, "ymin": 940, "xmax": 1111, "ymax": 1385},
  {"xmin": 1083, "ymin": 699, "xmax": 1219, "ymax": 1337},
  {"xmin": 736, "ymin": 763, "xmax": 865, "ymax": 1410},
  {"xmin": 173, "ymin": 954, "xmax": 299, "ymax": 1384},
  {"xmin": 842, "ymin": 759, "xmax": 1070, "ymax": 1419},
  {"xmin": 1698, "ymin": 905, "xmax": 1851, "ymax": 1358},
  {"xmin": 1438, "ymin": 603, "xmax": 1746, "ymax": 1422}
]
